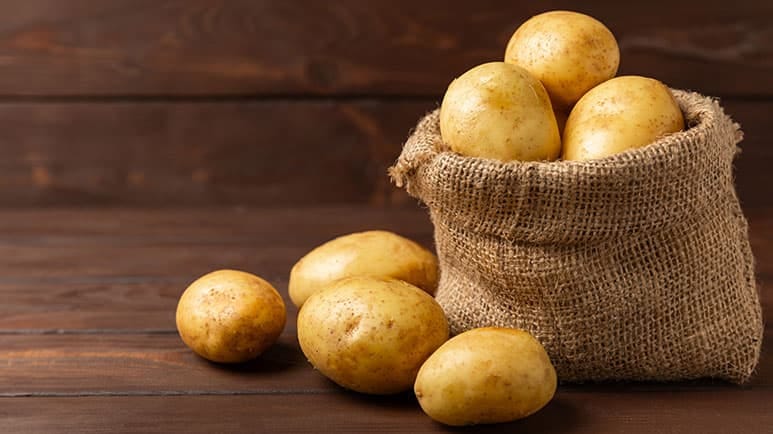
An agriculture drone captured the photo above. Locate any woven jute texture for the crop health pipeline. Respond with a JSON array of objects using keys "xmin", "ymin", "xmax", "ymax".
[{"xmin": 390, "ymin": 90, "xmax": 763, "ymax": 383}]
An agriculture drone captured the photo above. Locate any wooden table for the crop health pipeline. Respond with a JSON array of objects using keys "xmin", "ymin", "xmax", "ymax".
[{"xmin": 0, "ymin": 206, "xmax": 769, "ymax": 433}]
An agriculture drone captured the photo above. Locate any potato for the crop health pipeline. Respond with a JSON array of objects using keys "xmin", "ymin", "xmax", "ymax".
[
  {"xmin": 439, "ymin": 61, "xmax": 560, "ymax": 162},
  {"xmin": 297, "ymin": 276, "xmax": 449, "ymax": 394},
  {"xmin": 176, "ymin": 269, "xmax": 286, "ymax": 363},
  {"xmin": 289, "ymin": 230, "xmax": 438, "ymax": 308},
  {"xmin": 414, "ymin": 327, "xmax": 557, "ymax": 426},
  {"xmin": 505, "ymin": 10, "xmax": 619, "ymax": 111},
  {"xmin": 563, "ymin": 75, "xmax": 685, "ymax": 161}
]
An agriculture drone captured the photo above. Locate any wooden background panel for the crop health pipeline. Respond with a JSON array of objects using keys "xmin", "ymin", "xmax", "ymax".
[
  {"xmin": 0, "ymin": 100, "xmax": 433, "ymax": 206},
  {"xmin": 0, "ymin": 99, "xmax": 768, "ymax": 207},
  {"xmin": 0, "ymin": 0, "xmax": 769, "ymax": 97}
]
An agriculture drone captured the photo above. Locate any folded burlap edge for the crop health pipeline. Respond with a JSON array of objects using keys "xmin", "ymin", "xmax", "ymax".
[{"xmin": 389, "ymin": 90, "xmax": 744, "ymax": 244}]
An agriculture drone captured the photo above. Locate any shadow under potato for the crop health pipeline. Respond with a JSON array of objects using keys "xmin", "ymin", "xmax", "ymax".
[
  {"xmin": 435, "ymin": 397, "xmax": 584, "ymax": 433},
  {"xmin": 333, "ymin": 386, "xmax": 420, "ymax": 411},
  {"xmin": 201, "ymin": 340, "xmax": 307, "ymax": 375}
]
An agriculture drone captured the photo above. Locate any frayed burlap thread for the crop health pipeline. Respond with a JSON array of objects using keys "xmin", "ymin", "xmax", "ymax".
[{"xmin": 390, "ymin": 90, "xmax": 762, "ymax": 383}]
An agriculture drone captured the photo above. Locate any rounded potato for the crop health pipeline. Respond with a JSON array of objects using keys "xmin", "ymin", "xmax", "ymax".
[
  {"xmin": 414, "ymin": 327, "xmax": 557, "ymax": 426},
  {"xmin": 176, "ymin": 269, "xmax": 286, "ymax": 363},
  {"xmin": 505, "ymin": 10, "xmax": 619, "ymax": 111},
  {"xmin": 289, "ymin": 230, "xmax": 438, "ymax": 308},
  {"xmin": 297, "ymin": 276, "xmax": 449, "ymax": 394},
  {"xmin": 439, "ymin": 62, "xmax": 560, "ymax": 162},
  {"xmin": 563, "ymin": 75, "xmax": 684, "ymax": 161}
]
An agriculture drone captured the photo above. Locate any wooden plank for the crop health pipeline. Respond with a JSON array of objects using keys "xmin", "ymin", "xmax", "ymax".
[
  {"xmin": 0, "ymin": 331, "xmax": 769, "ymax": 395},
  {"xmin": 0, "ymin": 390, "xmax": 771, "ymax": 434},
  {"xmin": 0, "ymin": 0, "xmax": 769, "ymax": 97},
  {"xmin": 0, "ymin": 207, "xmax": 435, "ymax": 330},
  {"xmin": 0, "ymin": 207, "xmax": 435, "ymax": 246},
  {"xmin": 0, "ymin": 333, "xmax": 339, "ymax": 394},
  {"xmin": 0, "ymin": 99, "xmax": 768, "ymax": 207},
  {"xmin": 0, "ymin": 210, "xmax": 436, "ymax": 281},
  {"xmin": 0, "ymin": 206, "xmax": 768, "ymax": 331},
  {"xmin": 0, "ymin": 100, "xmax": 432, "ymax": 207}
]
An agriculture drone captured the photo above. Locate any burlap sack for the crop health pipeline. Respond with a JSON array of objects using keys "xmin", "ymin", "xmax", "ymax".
[{"xmin": 390, "ymin": 90, "xmax": 763, "ymax": 383}]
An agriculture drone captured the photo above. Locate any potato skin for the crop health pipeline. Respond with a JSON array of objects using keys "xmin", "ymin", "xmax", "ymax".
[
  {"xmin": 297, "ymin": 276, "xmax": 449, "ymax": 394},
  {"xmin": 505, "ymin": 10, "xmax": 619, "ymax": 111},
  {"xmin": 176, "ymin": 269, "xmax": 286, "ymax": 363},
  {"xmin": 414, "ymin": 327, "xmax": 557, "ymax": 426},
  {"xmin": 439, "ymin": 61, "xmax": 560, "ymax": 162},
  {"xmin": 562, "ymin": 75, "xmax": 685, "ymax": 161},
  {"xmin": 288, "ymin": 230, "xmax": 438, "ymax": 308}
]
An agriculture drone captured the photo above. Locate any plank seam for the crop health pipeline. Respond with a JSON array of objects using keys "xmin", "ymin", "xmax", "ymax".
[{"xmin": 0, "ymin": 390, "xmax": 334, "ymax": 398}]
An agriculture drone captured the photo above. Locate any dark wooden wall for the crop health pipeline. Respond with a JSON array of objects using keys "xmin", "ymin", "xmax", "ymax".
[{"xmin": 0, "ymin": 0, "xmax": 770, "ymax": 208}]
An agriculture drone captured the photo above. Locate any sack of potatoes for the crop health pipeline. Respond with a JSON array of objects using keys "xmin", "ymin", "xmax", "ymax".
[
  {"xmin": 175, "ymin": 9, "xmax": 764, "ymax": 428},
  {"xmin": 390, "ymin": 10, "xmax": 762, "ymax": 384}
]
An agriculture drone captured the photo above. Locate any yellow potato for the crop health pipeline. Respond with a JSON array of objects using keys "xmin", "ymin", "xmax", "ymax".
[
  {"xmin": 505, "ymin": 10, "xmax": 619, "ymax": 111},
  {"xmin": 288, "ymin": 230, "xmax": 438, "ymax": 308},
  {"xmin": 563, "ymin": 75, "xmax": 685, "ymax": 161},
  {"xmin": 414, "ymin": 327, "xmax": 557, "ymax": 426},
  {"xmin": 439, "ymin": 61, "xmax": 560, "ymax": 162},
  {"xmin": 297, "ymin": 276, "xmax": 449, "ymax": 394},
  {"xmin": 176, "ymin": 269, "xmax": 286, "ymax": 363}
]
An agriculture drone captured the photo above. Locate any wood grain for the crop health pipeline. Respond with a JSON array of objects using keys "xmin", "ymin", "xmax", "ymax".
[
  {"xmin": 1, "ymin": 391, "xmax": 772, "ymax": 434},
  {"xmin": 0, "ymin": 333, "xmax": 329, "ymax": 394},
  {"xmin": 0, "ymin": 207, "xmax": 434, "ymax": 330},
  {"xmin": 0, "ymin": 99, "xmax": 768, "ymax": 207},
  {"xmin": 0, "ymin": 100, "xmax": 433, "ymax": 207},
  {"xmin": 0, "ymin": 207, "xmax": 767, "ymax": 332},
  {"xmin": 0, "ymin": 327, "xmax": 769, "ymax": 395},
  {"xmin": 0, "ymin": 0, "xmax": 769, "ymax": 97}
]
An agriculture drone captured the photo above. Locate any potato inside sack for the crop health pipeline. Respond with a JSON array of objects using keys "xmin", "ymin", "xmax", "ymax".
[
  {"xmin": 439, "ymin": 61, "xmax": 560, "ymax": 162},
  {"xmin": 563, "ymin": 75, "xmax": 685, "ymax": 161},
  {"xmin": 505, "ymin": 10, "xmax": 620, "ymax": 111}
]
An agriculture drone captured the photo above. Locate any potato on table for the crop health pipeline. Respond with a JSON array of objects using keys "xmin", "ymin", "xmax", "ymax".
[
  {"xmin": 176, "ymin": 269, "xmax": 286, "ymax": 363},
  {"xmin": 289, "ymin": 230, "xmax": 438, "ymax": 307},
  {"xmin": 297, "ymin": 276, "xmax": 449, "ymax": 394},
  {"xmin": 414, "ymin": 327, "xmax": 557, "ymax": 426}
]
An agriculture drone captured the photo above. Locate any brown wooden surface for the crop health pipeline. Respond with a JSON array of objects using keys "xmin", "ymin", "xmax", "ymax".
[
  {"xmin": 0, "ymin": 0, "xmax": 769, "ymax": 97},
  {"xmin": 0, "ymin": 207, "xmax": 770, "ymax": 433},
  {"xmin": 1, "ymin": 391, "xmax": 771, "ymax": 434}
]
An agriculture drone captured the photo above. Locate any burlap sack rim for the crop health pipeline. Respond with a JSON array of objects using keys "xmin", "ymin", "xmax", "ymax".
[
  {"xmin": 390, "ymin": 89, "xmax": 741, "ymax": 188},
  {"xmin": 389, "ymin": 90, "xmax": 744, "ymax": 244}
]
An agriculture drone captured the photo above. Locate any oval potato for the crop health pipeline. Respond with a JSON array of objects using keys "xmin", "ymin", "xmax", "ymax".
[
  {"xmin": 297, "ymin": 276, "xmax": 449, "ymax": 394},
  {"xmin": 505, "ymin": 10, "xmax": 619, "ymax": 111},
  {"xmin": 289, "ymin": 230, "xmax": 438, "ymax": 308},
  {"xmin": 176, "ymin": 269, "xmax": 286, "ymax": 363},
  {"xmin": 439, "ymin": 61, "xmax": 560, "ymax": 162},
  {"xmin": 563, "ymin": 75, "xmax": 684, "ymax": 161},
  {"xmin": 414, "ymin": 327, "xmax": 557, "ymax": 426}
]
